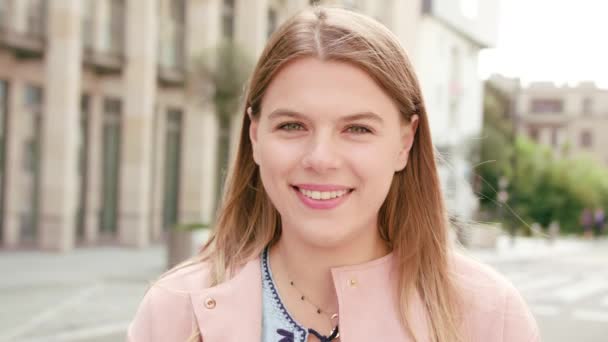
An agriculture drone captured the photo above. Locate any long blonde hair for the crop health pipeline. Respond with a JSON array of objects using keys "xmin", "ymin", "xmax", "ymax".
[{"xmin": 186, "ymin": 6, "xmax": 463, "ymax": 342}]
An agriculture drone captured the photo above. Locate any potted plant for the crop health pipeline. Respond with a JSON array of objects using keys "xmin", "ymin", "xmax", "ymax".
[{"xmin": 167, "ymin": 222, "xmax": 212, "ymax": 269}]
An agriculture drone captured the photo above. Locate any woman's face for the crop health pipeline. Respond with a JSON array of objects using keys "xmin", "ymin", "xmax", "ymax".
[{"xmin": 249, "ymin": 57, "xmax": 418, "ymax": 248}]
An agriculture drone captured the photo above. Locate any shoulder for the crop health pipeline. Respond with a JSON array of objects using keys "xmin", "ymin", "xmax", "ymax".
[
  {"xmin": 127, "ymin": 262, "xmax": 213, "ymax": 342},
  {"xmin": 449, "ymin": 251, "xmax": 541, "ymax": 342}
]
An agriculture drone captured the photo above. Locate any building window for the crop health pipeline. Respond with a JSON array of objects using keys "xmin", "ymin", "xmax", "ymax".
[
  {"xmin": 529, "ymin": 127, "xmax": 539, "ymax": 142},
  {"xmin": 530, "ymin": 98, "xmax": 563, "ymax": 113},
  {"xmin": 267, "ymin": 7, "xmax": 278, "ymax": 38},
  {"xmin": 0, "ymin": 80, "xmax": 7, "ymax": 242},
  {"xmin": 26, "ymin": 0, "xmax": 46, "ymax": 38},
  {"xmin": 100, "ymin": 98, "xmax": 121, "ymax": 235},
  {"xmin": 222, "ymin": 0, "xmax": 235, "ymax": 40},
  {"xmin": 76, "ymin": 95, "xmax": 90, "ymax": 239},
  {"xmin": 163, "ymin": 109, "xmax": 182, "ymax": 230},
  {"xmin": 82, "ymin": 1, "xmax": 94, "ymax": 50},
  {"xmin": 162, "ymin": 0, "xmax": 186, "ymax": 69},
  {"xmin": 582, "ymin": 97, "xmax": 593, "ymax": 116},
  {"xmin": 448, "ymin": 47, "xmax": 462, "ymax": 126},
  {"xmin": 108, "ymin": 0, "xmax": 125, "ymax": 56},
  {"xmin": 20, "ymin": 85, "xmax": 43, "ymax": 241},
  {"xmin": 0, "ymin": 1, "xmax": 8, "ymax": 28},
  {"xmin": 580, "ymin": 130, "xmax": 592, "ymax": 148}
]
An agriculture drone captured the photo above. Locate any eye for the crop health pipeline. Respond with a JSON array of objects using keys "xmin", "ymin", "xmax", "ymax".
[
  {"xmin": 346, "ymin": 125, "xmax": 372, "ymax": 134},
  {"xmin": 278, "ymin": 122, "xmax": 305, "ymax": 131}
]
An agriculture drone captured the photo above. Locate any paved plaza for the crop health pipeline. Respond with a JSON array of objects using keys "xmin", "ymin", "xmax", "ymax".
[
  {"xmin": 0, "ymin": 236, "xmax": 605, "ymax": 341},
  {"xmin": 0, "ymin": 246, "xmax": 165, "ymax": 342}
]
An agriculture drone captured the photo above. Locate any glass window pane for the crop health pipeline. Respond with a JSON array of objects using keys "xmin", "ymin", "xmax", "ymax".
[
  {"xmin": 0, "ymin": 81, "xmax": 7, "ymax": 242},
  {"xmin": 76, "ymin": 95, "xmax": 90, "ymax": 239},
  {"xmin": 162, "ymin": 109, "xmax": 182, "ymax": 229},
  {"xmin": 100, "ymin": 98, "xmax": 121, "ymax": 234},
  {"xmin": 20, "ymin": 85, "xmax": 43, "ymax": 241}
]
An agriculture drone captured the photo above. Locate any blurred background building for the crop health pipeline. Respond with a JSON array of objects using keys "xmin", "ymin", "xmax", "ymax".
[
  {"xmin": 517, "ymin": 81, "xmax": 608, "ymax": 166},
  {"xmin": 488, "ymin": 74, "xmax": 608, "ymax": 166},
  {"xmin": 0, "ymin": 0, "xmax": 498, "ymax": 252}
]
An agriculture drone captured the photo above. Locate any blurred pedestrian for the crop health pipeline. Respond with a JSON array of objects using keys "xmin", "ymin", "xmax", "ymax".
[
  {"xmin": 581, "ymin": 208, "xmax": 594, "ymax": 239},
  {"xmin": 548, "ymin": 221, "xmax": 560, "ymax": 244},
  {"xmin": 594, "ymin": 208, "xmax": 605, "ymax": 237}
]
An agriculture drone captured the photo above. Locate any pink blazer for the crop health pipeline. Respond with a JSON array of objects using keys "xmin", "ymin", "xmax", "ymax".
[{"xmin": 128, "ymin": 251, "xmax": 540, "ymax": 341}]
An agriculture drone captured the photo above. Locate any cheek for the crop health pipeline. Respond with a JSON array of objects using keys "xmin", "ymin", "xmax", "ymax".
[
  {"xmin": 350, "ymin": 144, "xmax": 398, "ymax": 199},
  {"xmin": 257, "ymin": 140, "xmax": 301, "ymax": 194}
]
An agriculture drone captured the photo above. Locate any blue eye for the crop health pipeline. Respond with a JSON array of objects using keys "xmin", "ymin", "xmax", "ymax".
[
  {"xmin": 346, "ymin": 125, "xmax": 372, "ymax": 134},
  {"xmin": 278, "ymin": 122, "xmax": 304, "ymax": 131}
]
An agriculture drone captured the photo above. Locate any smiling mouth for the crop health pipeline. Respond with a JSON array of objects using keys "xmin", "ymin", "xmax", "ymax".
[{"xmin": 291, "ymin": 185, "xmax": 355, "ymax": 201}]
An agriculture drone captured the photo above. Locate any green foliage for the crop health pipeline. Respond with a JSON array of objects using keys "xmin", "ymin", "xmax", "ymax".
[
  {"xmin": 195, "ymin": 40, "xmax": 255, "ymax": 120},
  {"xmin": 508, "ymin": 140, "xmax": 608, "ymax": 232},
  {"xmin": 477, "ymin": 89, "xmax": 514, "ymax": 209},
  {"xmin": 476, "ymin": 83, "xmax": 608, "ymax": 235}
]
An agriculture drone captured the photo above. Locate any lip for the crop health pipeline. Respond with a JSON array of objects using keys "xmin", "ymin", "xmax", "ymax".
[
  {"xmin": 292, "ymin": 183, "xmax": 353, "ymax": 191},
  {"xmin": 291, "ymin": 185, "xmax": 354, "ymax": 210}
]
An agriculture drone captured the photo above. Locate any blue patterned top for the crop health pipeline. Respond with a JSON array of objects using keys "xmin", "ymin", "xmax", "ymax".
[{"xmin": 261, "ymin": 247, "xmax": 309, "ymax": 342}]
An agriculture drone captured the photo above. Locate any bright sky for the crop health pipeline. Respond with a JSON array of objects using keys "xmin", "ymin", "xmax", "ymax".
[{"xmin": 478, "ymin": 0, "xmax": 608, "ymax": 88}]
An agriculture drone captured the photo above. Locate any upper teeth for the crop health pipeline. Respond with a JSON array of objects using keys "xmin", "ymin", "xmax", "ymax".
[{"xmin": 298, "ymin": 188, "xmax": 350, "ymax": 200}]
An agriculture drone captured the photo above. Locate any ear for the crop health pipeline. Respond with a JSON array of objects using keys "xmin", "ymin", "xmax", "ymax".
[
  {"xmin": 248, "ymin": 107, "xmax": 260, "ymax": 165},
  {"xmin": 395, "ymin": 115, "xmax": 419, "ymax": 172}
]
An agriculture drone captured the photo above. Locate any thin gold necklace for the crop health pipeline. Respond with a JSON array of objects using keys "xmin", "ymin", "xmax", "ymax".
[
  {"xmin": 279, "ymin": 247, "xmax": 339, "ymax": 337},
  {"xmin": 287, "ymin": 277, "xmax": 339, "ymax": 322}
]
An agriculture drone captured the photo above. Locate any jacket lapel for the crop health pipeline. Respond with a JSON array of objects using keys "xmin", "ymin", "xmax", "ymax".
[
  {"xmin": 190, "ymin": 257, "xmax": 262, "ymax": 341},
  {"xmin": 330, "ymin": 253, "xmax": 431, "ymax": 341}
]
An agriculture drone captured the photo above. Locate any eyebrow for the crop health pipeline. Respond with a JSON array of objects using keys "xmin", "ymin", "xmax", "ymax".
[{"xmin": 267, "ymin": 109, "xmax": 385, "ymax": 125}]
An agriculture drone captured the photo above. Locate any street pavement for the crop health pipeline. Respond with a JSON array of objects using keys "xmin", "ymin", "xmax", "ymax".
[
  {"xmin": 469, "ymin": 235, "xmax": 608, "ymax": 342},
  {"xmin": 0, "ymin": 236, "xmax": 606, "ymax": 341},
  {"xmin": 0, "ymin": 246, "xmax": 166, "ymax": 342}
]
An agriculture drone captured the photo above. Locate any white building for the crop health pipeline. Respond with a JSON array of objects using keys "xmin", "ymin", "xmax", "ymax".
[{"xmin": 413, "ymin": 0, "xmax": 499, "ymax": 220}]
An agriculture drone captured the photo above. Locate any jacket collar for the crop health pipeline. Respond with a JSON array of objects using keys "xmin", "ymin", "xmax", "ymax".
[
  {"xmin": 190, "ymin": 258, "xmax": 263, "ymax": 341},
  {"xmin": 190, "ymin": 251, "xmax": 429, "ymax": 341}
]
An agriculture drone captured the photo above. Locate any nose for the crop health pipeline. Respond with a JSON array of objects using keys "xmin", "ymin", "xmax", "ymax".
[{"xmin": 300, "ymin": 132, "xmax": 342, "ymax": 173}]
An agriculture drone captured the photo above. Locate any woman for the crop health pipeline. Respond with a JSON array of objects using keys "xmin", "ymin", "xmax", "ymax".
[{"xmin": 129, "ymin": 6, "xmax": 539, "ymax": 342}]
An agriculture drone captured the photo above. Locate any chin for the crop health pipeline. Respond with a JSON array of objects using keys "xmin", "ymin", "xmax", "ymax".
[{"xmin": 295, "ymin": 225, "xmax": 356, "ymax": 249}]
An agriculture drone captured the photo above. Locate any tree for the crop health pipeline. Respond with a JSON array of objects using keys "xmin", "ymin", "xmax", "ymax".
[{"xmin": 195, "ymin": 40, "xmax": 255, "ymax": 212}]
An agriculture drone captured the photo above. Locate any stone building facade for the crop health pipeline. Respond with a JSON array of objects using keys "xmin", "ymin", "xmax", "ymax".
[{"xmin": 0, "ymin": 0, "xmax": 496, "ymax": 251}]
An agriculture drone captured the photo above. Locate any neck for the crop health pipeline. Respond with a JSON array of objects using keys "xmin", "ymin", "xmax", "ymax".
[{"xmin": 269, "ymin": 224, "xmax": 390, "ymax": 314}]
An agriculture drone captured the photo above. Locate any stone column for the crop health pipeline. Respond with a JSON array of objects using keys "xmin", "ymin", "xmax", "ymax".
[
  {"xmin": 10, "ymin": 0, "xmax": 28, "ymax": 34},
  {"xmin": 83, "ymin": 94, "xmax": 102, "ymax": 244},
  {"xmin": 94, "ymin": 0, "xmax": 111, "ymax": 52},
  {"xmin": 235, "ymin": 0, "xmax": 268, "ymax": 59},
  {"xmin": 118, "ymin": 0, "xmax": 158, "ymax": 247},
  {"xmin": 178, "ymin": 0, "xmax": 222, "ymax": 227},
  {"xmin": 1, "ymin": 80, "xmax": 23, "ymax": 248},
  {"xmin": 38, "ymin": 0, "xmax": 82, "ymax": 252}
]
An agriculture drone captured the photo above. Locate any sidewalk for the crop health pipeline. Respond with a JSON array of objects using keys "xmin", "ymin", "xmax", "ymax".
[
  {"xmin": 466, "ymin": 235, "xmax": 596, "ymax": 263},
  {"xmin": 0, "ymin": 245, "xmax": 166, "ymax": 342},
  {"xmin": 0, "ymin": 236, "xmax": 600, "ymax": 341}
]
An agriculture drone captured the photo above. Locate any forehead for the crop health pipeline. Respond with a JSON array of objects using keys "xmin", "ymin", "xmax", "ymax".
[{"xmin": 260, "ymin": 57, "xmax": 400, "ymax": 122}]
